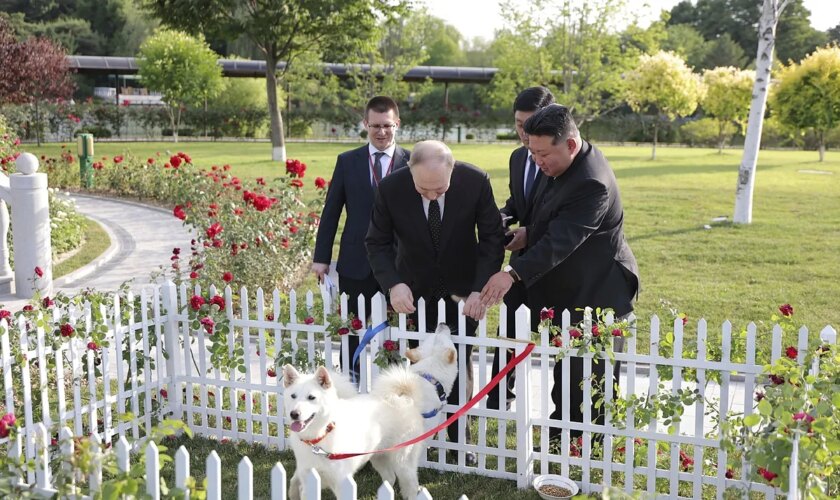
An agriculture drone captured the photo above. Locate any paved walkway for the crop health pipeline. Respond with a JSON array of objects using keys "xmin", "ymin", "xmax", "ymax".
[{"xmin": 0, "ymin": 194, "xmax": 193, "ymax": 311}]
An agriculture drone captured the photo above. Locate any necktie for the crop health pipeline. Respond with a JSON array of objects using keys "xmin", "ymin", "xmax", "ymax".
[
  {"xmin": 428, "ymin": 199, "xmax": 447, "ymax": 299},
  {"xmin": 524, "ymin": 156, "xmax": 538, "ymax": 200},
  {"xmin": 372, "ymin": 152, "xmax": 385, "ymax": 186}
]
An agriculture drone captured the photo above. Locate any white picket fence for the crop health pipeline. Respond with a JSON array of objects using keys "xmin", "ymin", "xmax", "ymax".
[{"xmin": 1, "ymin": 281, "xmax": 836, "ymax": 499}]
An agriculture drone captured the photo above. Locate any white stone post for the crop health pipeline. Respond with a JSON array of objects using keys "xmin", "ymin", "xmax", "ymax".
[{"xmin": 11, "ymin": 152, "xmax": 52, "ymax": 299}]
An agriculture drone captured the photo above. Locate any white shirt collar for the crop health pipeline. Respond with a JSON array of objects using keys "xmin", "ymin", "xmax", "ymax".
[{"xmin": 368, "ymin": 143, "xmax": 396, "ymax": 158}]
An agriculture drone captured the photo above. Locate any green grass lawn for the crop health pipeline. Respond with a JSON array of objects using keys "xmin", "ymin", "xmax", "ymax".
[
  {"xmin": 53, "ymin": 217, "xmax": 111, "ymax": 278},
  {"xmin": 27, "ymin": 140, "xmax": 840, "ymax": 353}
]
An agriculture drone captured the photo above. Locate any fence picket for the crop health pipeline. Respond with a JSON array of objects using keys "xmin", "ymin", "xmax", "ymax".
[
  {"xmin": 377, "ymin": 481, "xmax": 395, "ymax": 500},
  {"xmin": 623, "ymin": 314, "xmax": 638, "ymax": 494},
  {"xmin": 1, "ymin": 320, "xmax": 13, "ymax": 415},
  {"xmin": 338, "ymin": 475, "xmax": 357, "ymax": 500},
  {"xmin": 112, "ymin": 295, "xmax": 127, "ymax": 440},
  {"xmin": 20, "ymin": 316, "xmax": 34, "ymax": 483},
  {"xmin": 242, "ymin": 286, "xmax": 254, "ymax": 439},
  {"xmin": 33, "ymin": 423, "xmax": 50, "ymax": 489},
  {"xmin": 35, "ymin": 319, "xmax": 51, "ymax": 430},
  {"xmin": 238, "ymin": 456, "xmax": 254, "ymax": 500},
  {"xmin": 256, "ymin": 287, "xmax": 269, "ymax": 444},
  {"xmin": 693, "ymin": 319, "xmax": 707, "ymax": 499},
  {"xmin": 146, "ymin": 440, "xmax": 160, "ymax": 500},
  {"xmin": 304, "ymin": 468, "xmax": 321, "ymax": 499},
  {"xmin": 207, "ymin": 450, "xmax": 222, "ymax": 500},
  {"xmin": 668, "ymin": 317, "xmax": 684, "ymax": 497},
  {"xmin": 416, "ymin": 487, "xmax": 433, "ymax": 500},
  {"xmin": 717, "ymin": 321, "xmax": 733, "ymax": 499},
  {"xmin": 271, "ymin": 463, "xmax": 287, "ymax": 500},
  {"xmin": 115, "ymin": 435, "xmax": 130, "ymax": 473},
  {"xmin": 175, "ymin": 445, "xmax": 190, "ymax": 492},
  {"xmin": 90, "ymin": 431, "xmax": 103, "ymax": 492},
  {"xmin": 646, "ymin": 315, "xmax": 660, "ymax": 495},
  {"xmin": 126, "ymin": 291, "xmax": 141, "ymax": 440},
  {"xmin": 140, "ymin": 288, "xmax": 154, "ymax": 436}
]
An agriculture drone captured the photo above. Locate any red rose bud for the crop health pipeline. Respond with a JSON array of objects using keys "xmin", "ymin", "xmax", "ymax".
[
  {"xmin": 725, "ymin": 468, "xmax": 734, "ymax": 479},
  {"xmin": 59, "ymin": 323, "xmax": 74, "ymax": 337},
  {"xmin": 591, "ymin": 325, "xmax": 601, "ymax": 337},
  {"xmin": 611, "ymin": 328, "xmax": 624, "ymax": 337},
  {"xmin": 338, "ymin": 327, "xmax": 350, "ymax": 336},
  {"xmin": 170, "ymin": 155, "xmax": 182, "ymax": 168},
  {"xmin": 189, "ymin": 272, "xmax": 199, "ymax": 279},
  {"xmin": 304, "ymin": 316, "xmax": 315, "ymax": 325},
  {"xmin": 173, "ymin": 205, "xmax": 186, "ymax": 220},
  {"xmin": 539, "ymin": 307, "xmax": 554, "ymax": 321},
  {"xmin": 779, "ymin": 304, "xmax": 794, "ymax": 317},
  {"xmin": 569, "ymin": 328, "xmax": 582, "ymax": 339},
  {"xmin": 755, "ymin": 391, "xmax": 765, "ymax": 402},
  {"xmin": 758, "ymin": 467, "xmax": 777, "ymax": 482},
  {"xmin": 0, "ymin": 413, "xmax": 16, "ymax": 438},
  {"xmin": 315, "ymin": 177, "xmax": 327, "ymax": 189},
  {"xmin": 200, "ymin": 317, "xmax": 215, "ymax": 333},
  {"xmin": 190, "ymin": 295, "xmax": 205, "ymax": 311},
  {"xmin": 351, "ymin": 318, "xmax": 363, "ymax": 330},
  {"xmin": 290, "ymin": 179, "xmax": 304, "ymax": 188},
  {"xmin": 769, "ymin": 374, "xmax": 784, "ymax": 385},
  {"xmin": 34, "ymin": 266, "xmax": 44, "ymax": 278},
  {"xmin": 681, "ymin": 315, "xmax": 688, "ymax": 326},
  {"xmin": 222, "ymin": 272, "xmax": 233, "ymax": 283},
  {"xmin": 785, "ymin": 346, "xmax": 797, "ymax": 360},
  {"xmin": 87, "ymin": 341, "xmax": 98, "ymax": 351},
  {"xmin": 267, "ymin": 368, "xmax": 276, "ymax": 377},
  {"xmin": 22, "ymin": 305, "xmax": 33, "ymax": 312},
  {"xmin": 793, "ymin": 412, "xmax": 815, "ymax": 424},
  {"xmin": 0, "ymin": 310, "xmax": 10, "ymax": 321},
  {"xmin": 383, "ymin": 340, "xmax": 398, "ymax": 351},
  {"xmin": 552, "ymin": 336, "xmax": 563, "ymax": 347},
  {"xmin": 209, "ymin": 295, "xmax": 225, "ymax": 311},
  {"xmin": 160, "ymin": 389, "xmax": 168, "ymax": 398}
]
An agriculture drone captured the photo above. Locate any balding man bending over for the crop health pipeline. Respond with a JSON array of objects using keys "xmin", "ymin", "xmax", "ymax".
[{"xmin": 366, "ymin": 140, "xmax": 504, "ymax": 462}]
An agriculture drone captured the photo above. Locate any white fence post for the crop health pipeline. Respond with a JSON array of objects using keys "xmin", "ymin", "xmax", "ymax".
[
  {"xmin": 338, "ymin": 476, "xmax": 357, "ymax": 500},
  {"xmin": 271, "ymin": 463, "xmax": 287, "ymax": 500},
  {"xmin": 514, "ymin": 305, "xmax": 533, "ymax": 489},
  {"xmin": 0, "ymin": 152, "xmax": 52, "ymax": 298},
  {"xmin": 175, "ymin": 446, "xmax": 190, "ymax": 496},
  {"xmin": 238, "ymin": 456, "xmax": 254, "ymax": 500},
  {"xmin": 304, "ymin": 469, "xmax": 322, "ymax": 499},
  {"xmin": 146, "ymin": 441, "xmax": 161, "ymax": 500},
  {"xmin": 162, "ymin": 280, "xmax": 182, "ymax": 420},
  {"xmin": 0, "ymin": 200, "xmax": 12, "ymax": 293},
  {"xmin": 207, "ymin": 450, "xmax": 222, "ymax": 500}
]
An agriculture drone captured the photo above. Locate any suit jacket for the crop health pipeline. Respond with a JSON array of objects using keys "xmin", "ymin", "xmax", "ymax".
[
  {"xmin": 313, "ymin": 144, "xmax": 410, "ymax": 280},
  {"xmin": 499, "ymin": 146, "xmax": 544, "ymax": 264},
  {"xmin": 365, "ymin": 162, "xmax": 505, "ymax": 300},
  {"xmin": 510, "ymin": 141, "xmax": 640, "ymax": 321}
]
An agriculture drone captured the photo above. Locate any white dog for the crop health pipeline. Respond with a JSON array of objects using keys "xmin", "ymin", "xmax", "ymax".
[{"xmin": 283, "ymin": 324, "xmax": 459, "ymax": 500}]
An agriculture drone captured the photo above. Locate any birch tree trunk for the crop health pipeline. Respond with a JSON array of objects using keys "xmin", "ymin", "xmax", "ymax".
[{"xmin": 733, "ymin": 0, "xmax": 790, "ymax": 224}]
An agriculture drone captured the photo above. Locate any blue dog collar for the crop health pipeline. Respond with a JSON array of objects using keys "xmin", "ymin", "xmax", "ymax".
[{"xmin": 420, "ymin": 372, "xmax": 448, "ymax": 419}]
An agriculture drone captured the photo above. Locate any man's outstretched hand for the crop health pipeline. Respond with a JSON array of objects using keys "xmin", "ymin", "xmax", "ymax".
[
  {"xmin": 389, "ymin": 283, "xmax": 416, "ymax": 314},
  {"xmin": 480, "ymin": 271, "xmax": 515, "ymax": 307}
]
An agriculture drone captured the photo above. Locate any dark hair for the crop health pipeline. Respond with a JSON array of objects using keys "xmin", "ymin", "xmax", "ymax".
[
  {"xmin": 513, "ymin": 86, "xmax": 555, "ymax": 113},
  {"xmin": 522, "ymin": 104, "xmax": 579, "ymax": 143},
  {"xmin": 365, "ymin": 96, "xmax": 400, "ymax": 119}
]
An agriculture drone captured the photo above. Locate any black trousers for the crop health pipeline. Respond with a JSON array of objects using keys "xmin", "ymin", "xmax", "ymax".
[
  {"xmin": 487, "ymin": 281, "xmax": 527, "ymax": 410},
  {"xmin": 338, "ymin": 273, "xmax": 381, "ymax": 378},
  {"xmin": 410, "ymin": 296, "xmax": 476, "ymax": 444}
]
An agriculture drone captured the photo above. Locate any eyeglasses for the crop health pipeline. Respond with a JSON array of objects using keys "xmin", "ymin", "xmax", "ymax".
[{"xmin": 367, "ymin": 123, "xmax": 397, "ymax": 131}]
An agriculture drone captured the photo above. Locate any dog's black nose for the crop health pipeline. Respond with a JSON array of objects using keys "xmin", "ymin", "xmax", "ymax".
[{"xmin": 290, "ymin": 410, "xmax": 300, "ymax": 420}]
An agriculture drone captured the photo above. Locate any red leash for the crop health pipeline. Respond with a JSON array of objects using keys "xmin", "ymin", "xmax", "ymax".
[{"xmin": 315, "ymin": 342, "xmax": 535, "ymax": 460}]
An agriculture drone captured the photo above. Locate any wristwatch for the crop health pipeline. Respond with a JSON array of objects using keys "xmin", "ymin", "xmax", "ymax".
[{"xmin": 503, "ymin": 265, "xmax": 520, "ymax": 282}]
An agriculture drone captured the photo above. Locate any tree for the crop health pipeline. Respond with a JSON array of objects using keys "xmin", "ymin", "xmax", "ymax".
[
  {"xmin": 143, "ymin": 0, "xmax": 405, "ymax": 162},
  {"xmin": 828, "ymin": 23, "xmax": 840, "ymax": 45},
  {"xmin": 662, "ymin": 23, "xmax": 712, "ymax": 70},
  {"xmin": 702, "ymin": 66, "xmax": 755, "ymax": 152},
  {"xmin": 0, "ymin": 16, "xmax": 74, "ymax": 145},
  {"xmin": 624, "ymin": 51, "xmax": 703, "ymax": 160},
  {"xmin": 734, "ymin": 0, "xmax": 791, "ymax": 224},
  {"xmin": 771, "ymin": 46, "xmax": 840, "ymax": 162},
  {"xmin": 137, "ymin": 29, "xmax": 223, "ymax": 142},
  {"xmin": 700, "ymin": 34, "xmax": 748, "ymax": 69}
]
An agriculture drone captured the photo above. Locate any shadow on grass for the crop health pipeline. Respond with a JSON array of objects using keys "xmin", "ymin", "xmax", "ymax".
[{"xmin": 615, "ymin": 161, "xmax": 785, "ymax": 179}]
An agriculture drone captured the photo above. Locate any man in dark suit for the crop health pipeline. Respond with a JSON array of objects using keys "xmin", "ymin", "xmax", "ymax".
[
  {"xmin": 312, "ymin": 96, "xmax": 410, "ymax": 375},
  {"xmin": 366, "ymin": 140, "xmax": 505, "ymax": 461},
  {"xmin": 480, "ymin": 104, "xmax": 639, "ymax": 438},
  {"xmin": 488, "ymin": 86, "xmax": 555, "ymax": 411}
]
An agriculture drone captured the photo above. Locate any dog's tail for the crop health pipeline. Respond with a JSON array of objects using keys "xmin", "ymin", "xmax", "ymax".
[{"xmin": 371, "ymin": 366, "xmax": 424, "ymax": 410}]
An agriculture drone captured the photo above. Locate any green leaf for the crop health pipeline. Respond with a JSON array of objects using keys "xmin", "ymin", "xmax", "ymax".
[
  {"xmin": 758, "ymin": 398, "xmax": 772, "ymax": 416},
  {"xmin": 743, "ymin": 414, "xmax": 761, "ymax": 427}
]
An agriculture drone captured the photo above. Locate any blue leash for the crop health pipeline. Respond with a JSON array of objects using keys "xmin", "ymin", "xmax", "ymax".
[{"xmin": 350, "ymin": 320, "xmax": 389, "ymax": 384}]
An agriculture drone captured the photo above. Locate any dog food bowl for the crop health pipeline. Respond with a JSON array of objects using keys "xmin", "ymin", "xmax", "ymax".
[{"xmin": 533, "ymin": 474, "xmax": 579, "ymax": 499}]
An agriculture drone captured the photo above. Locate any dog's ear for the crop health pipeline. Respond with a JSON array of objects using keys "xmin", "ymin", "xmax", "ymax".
[
  {"xmin": 282, "ymin": 364, "xmax": 299, "ymax": 388},
  {"xmin": 405, "ymin": 348, "xmax": 419, "ymax": 363},
  {"xmin": 443, "ymin": 347, "xmax": 456, "ymax": 364},
  {"xmin": 315, "ymin": 366, "xmax": 332, "ymax": 389}
]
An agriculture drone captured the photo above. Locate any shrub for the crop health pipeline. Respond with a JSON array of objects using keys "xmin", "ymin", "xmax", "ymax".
[
  {"xmin": 680, "ymin": 118, "xmax": 736, "ymax": 148},
  {"xmin": 465, "ymin": 133, "xmax": 475, "ymax": 140},
  {"xmin": 496, "ymin": 131, "xmax": 518, "ymax": 141}
]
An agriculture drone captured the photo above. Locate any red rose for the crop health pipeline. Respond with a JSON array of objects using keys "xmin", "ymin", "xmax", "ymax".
[
  {"xmin": 539, "ymin": 307, "xmax": 554, "ymax": 321},
  {"xmin": 569, "ymin": 328, "xmax": 582, "ymax": 339},
  {"xmin": 206, "ymin": 222, "xmax": 223, "ymax": 239},
  {"xmin": 304, "ymin": 316, "xmax": 315, "ymax": 325},
  {"xmin": 267, "ymin": 368, "xmax": 276, "ymax": 377},
  {"xmin": 170, "ymin": 155, "xmax": 182, "ymax": 168},
  {"xmin": 0, "ymin": 310, "xmax": 10, "ymax": 321},
  {"xmin": 190, "ymin": 295, "xmax": 205, "ymax": 311},
  {"xmin": 42, "ymin": 297, "xmax": 54, "ymax": 308},
  {"xmin": 189, "ymin": 272, "xmax": 199, "ymax": 279},
  {"xmin": 147, "ymin": 158, "xmax": 155, "ymax": 164},
  {"xmin": 681, "ymin": 316, "xmax": 688, "ymax": 326},
  {"xmin": 792, "ymin": 412, "xmax": 815, "ymax": 424},
  {"xmin": 34, "ymin": 266, "xmax": 44, "ymax": 278},
  {"xmin": 338, "ymin": 327, "xmax": 350, "ymax": 336},
  {"xmin": 725, "ymin": 468, "xmax": 734, "ymax": 479},
  {"xmin": 22, "ymin": 305, "xmax": 33, "ymax": 312},
  {"xmin": 351, "ymin": 318, "xmax": 363, "ymax": 330},
  {"xmin": 611, "ymin": 328, "xmax": 624, "ymax": 337},
  {"xmin": 253, "ymin": 195, "xmax": 272, "ymax": 211},
  {"xmin": 779, "ymin": 304, "xmax": 793, "ymax": 317},
  {"xmin": 315, "ymin": 177, "xmax": 327, "ymax": 189},
  {"xmin": 160, "ymin": 389, "xmax": 168, "ymax": 398},
  {"xmin": 785, "ymin": 346, "xmax": 797, "ymax": 360},
  {"xmin": 289, "ymin": 225, "xmax": 299, "ymax": 234},
  {"xmin": 758, "ymin": 467, "xmax": 777, "ymax": 482},
  {"xmin": 59, "ymin": 323, "xmax": 74, "ymax": 337},
  {"xmin": 209, "ymin": 295, "xmax": 225, "ymax": 311},
  {"xmin": 755, "ymin": 391, "xmax": 765, "ymax": 402},
  {"xmin": 290, "ymin": 179, "xmax": 304, "ymax": 188},
  {"xmin": 383, "ymin": 340, "xmax": 398, "ymax": 352},
  {"xmin": 200, "ymin": 317, "xmax": 215, "ymax": 333},
  {"xmin": 591, "ymin": 325, "xmax": 601, "ymax": 337},
  {"xmin": 769, "ymin": 374, "xmax": 784, "ymax": 385},
  {"xmin": 551, "ymin": 336, "xmax": 563, "ymax": 347},
  {"xmin": 172, "ymin": 247, "xmax": 181, "ymax": 255},
  {"xmin": 173, "ymin": 205, "xmax": 187, "ymax": 221},
  {"xmin": 113, "ymin": 155, "xmax": 123, "ymax": 164},
  {"xmin": 87, "ymin": 341, "xmax": 98, "ymax": 351},
  {"xmin": 0, "ymin": 413, "xmax": 16, "ymax": 438},
  {"xmin": 222, "ymin": 272, "xmax": 233, "ymax": 283},
  {"xmin": 285, "ymin": 159, "xmax": 306, "ymax": 178}
]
